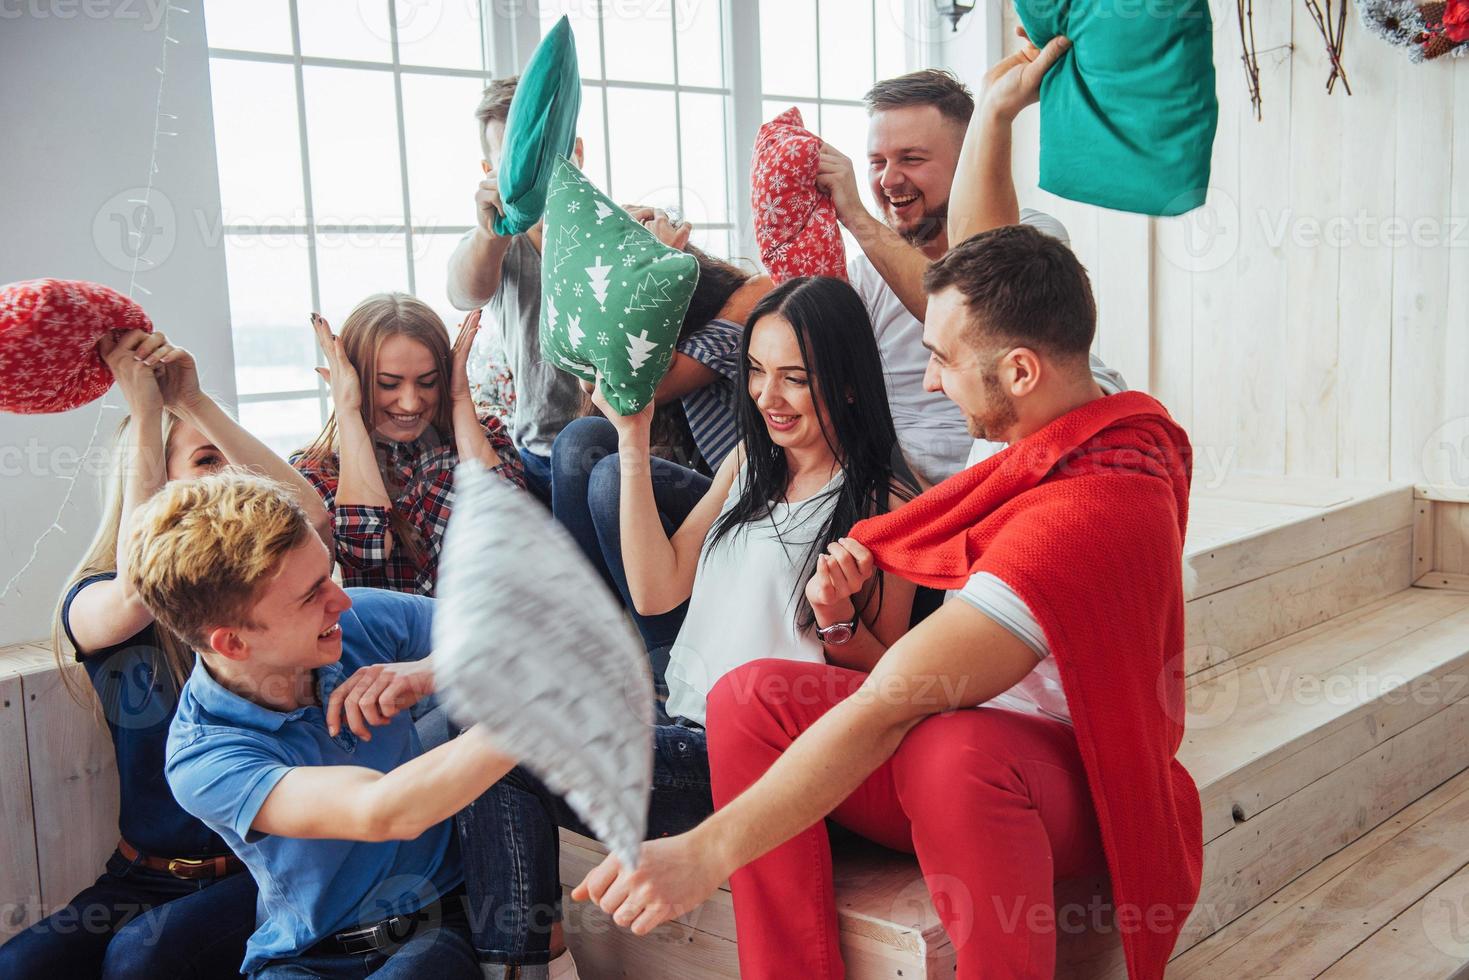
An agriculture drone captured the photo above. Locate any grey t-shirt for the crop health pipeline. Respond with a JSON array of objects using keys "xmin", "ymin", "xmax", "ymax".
[{"xmin": 481, "ymin": 232, "xmax": 585, "ymax": 458}]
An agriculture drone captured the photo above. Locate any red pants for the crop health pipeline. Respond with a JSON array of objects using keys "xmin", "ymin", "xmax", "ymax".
[{"xmin": 706, "ymin": 659, "xmax": 1106, "ymax": 980}]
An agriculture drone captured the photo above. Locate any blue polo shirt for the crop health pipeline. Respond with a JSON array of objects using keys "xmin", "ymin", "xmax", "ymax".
[{"xmin": 165, "ymin": 588, "xmax": 461, "ymax": 973}]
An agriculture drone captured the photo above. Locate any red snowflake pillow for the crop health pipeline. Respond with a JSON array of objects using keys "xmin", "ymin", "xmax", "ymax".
[
  {"xmin": 0, "ymin": 279, "xmax": 152, "ymax": 414},
  {"xmin": 750, "ymin": 107, "xmax": 847, "ymax": 284}
]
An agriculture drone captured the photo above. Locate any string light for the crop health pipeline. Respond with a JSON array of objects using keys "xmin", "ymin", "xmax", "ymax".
[{"xmin": 0, "ymin": 5, "xmax": 186, "ymax": 605}]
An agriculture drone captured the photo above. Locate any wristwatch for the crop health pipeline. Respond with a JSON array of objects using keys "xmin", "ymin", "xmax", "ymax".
[{"xmin": 817, "ymin": 614, "xmax": 859, "ymax": 646}]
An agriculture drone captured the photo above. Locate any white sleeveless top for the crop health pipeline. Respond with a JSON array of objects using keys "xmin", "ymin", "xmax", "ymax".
[{"xmin": 664, "ymin": 463, "xmax": 845, "ymax": 725}]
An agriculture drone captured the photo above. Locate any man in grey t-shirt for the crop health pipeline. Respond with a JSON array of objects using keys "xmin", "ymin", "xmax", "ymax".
[{"xmin": 447, "ymin": 76, "xmax": 586, "ymax": 503}]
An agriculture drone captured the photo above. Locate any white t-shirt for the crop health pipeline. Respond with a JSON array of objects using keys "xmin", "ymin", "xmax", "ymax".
[
  {"xmin": 956, "ymin": 571, "xmax": 1071, "ymax": 724},
  {"xmin": 847, "ymin": 209, "xmax": 1072, "ymax": 487},
  {"xmin": 664, "ymin": 465, "xmax": 844, "ymax": 726}
]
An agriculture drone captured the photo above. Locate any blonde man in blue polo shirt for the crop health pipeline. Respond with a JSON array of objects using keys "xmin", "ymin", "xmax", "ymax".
[{"xmin": 124, "ymin": 470, "xmax": 517, "ymax": 979}]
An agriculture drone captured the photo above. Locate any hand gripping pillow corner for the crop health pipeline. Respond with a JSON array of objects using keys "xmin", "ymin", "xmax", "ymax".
[
  {"xmin": 538, "ymin": 157, "xmax": 699, "ymax": 416},
  {"xmin": 491, "ymin": 15, "xmax": 582, "ymax": 236},
  {"xmin": 0, "ymin": 278, "xmax": 153, "ymax": 415},
  {"xmin": 433, "ymin": 462, "xmax": 654, "ymax": 867},
  {"xmin": 1014, "ymin": 0, "xmax": 1218, "ymax": 217},
  {"xmin": 751, "ymin": 107, "xmax": 847, "ymax": 283}
]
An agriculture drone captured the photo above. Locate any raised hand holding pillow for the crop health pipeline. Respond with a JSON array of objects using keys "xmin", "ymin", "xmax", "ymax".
[
  {"xmin": 1012, "ymin": 0, "xmax": 1218, "ymax": 216},
  {"xmin": 751, "ymin": 107, "xmax": 848, "ymax": 283},
  {"xmin": 491, "ymin": 15, "xmax": 582, "ymax": 235},
  {"xmin": 538, "ymin": 157, "xmax": 699, "ymax": 416},
  {"xmin": 0, "ymin": 278, "xmax": 153, "ymax": 414}
]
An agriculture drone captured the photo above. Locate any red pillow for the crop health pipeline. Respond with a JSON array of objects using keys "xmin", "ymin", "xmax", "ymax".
[
  {"xmin": 750, "ymin": 107, "xmax": 847, "ymax": 284},
  {"xmin": 0, "ymin": 279, "xmax": 152, "ymax": 414}
]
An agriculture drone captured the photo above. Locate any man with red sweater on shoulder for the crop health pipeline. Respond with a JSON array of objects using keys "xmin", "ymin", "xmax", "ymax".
[{"xmin": 573, "ymin": 222, "xmax": 1203, "ymax": 979}]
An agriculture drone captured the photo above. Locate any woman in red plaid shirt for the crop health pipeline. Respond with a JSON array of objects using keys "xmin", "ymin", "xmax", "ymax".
[{"xmin": 292, "ymin": 293, "xmax": 526, "ymax": 596}]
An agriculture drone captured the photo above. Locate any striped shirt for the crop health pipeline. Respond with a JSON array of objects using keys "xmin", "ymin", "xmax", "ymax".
[{"xmin": 676, "ymin": 319, "xmax": 743, "ymax": 470}]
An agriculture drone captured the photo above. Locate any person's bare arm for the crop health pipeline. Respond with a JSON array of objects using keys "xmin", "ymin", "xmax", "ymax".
[
  {"xmin": 447, "ymin": 309, "xmax": 506, "ymax": 470},
  {"xmin": 652, "ymin": 353, "xmax": 721, "ymax": 405},
  {"xmin": 447, "ymin": 173, "xmax": 514, "ymax": 310},
  {"xmin": 68, "ymin": 331, "xmax": 177, "ymax": 652},
  {"xmin": 949, "ymin": 31, "xmax": 1071, "ymax": 246},
  {"xmin": 603, "ymin": 384, "xmax": 742, "ymax": 616},
  {"xmin": 574, "ymin": 600, "xmax": 1039, "ymax": 933},
  {"xmin": 252, "ymin": 725, "xmax": 514, "ymax": 842},
  {"xmin": 808, "ymin": 536, "xmax": 917, "ymax": 673},
  {"xmin": 815, "ymin": 141, "xmax": 933, "ymax": 321}
]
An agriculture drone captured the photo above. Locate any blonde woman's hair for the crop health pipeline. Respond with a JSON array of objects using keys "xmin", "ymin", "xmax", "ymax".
[
  {"xmin": 50, "ymin": 412, "xmax": 195, "ymax": 706},
  {"xmin": 125, "ymin": 470, "xmax": 313, "ymax": 651},
  {"xmin": 295, "ymin": 292, "xmax": 455, "ymax": 569}
]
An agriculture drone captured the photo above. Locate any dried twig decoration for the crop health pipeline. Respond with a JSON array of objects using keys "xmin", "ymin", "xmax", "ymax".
[
  {"xmin": 1302, "ymin": 0, "xmax": 1354, "ymax": 92},
  {"xmin": 1238, "ymin": 0, "xmax": 1264, "ymax": 119}
]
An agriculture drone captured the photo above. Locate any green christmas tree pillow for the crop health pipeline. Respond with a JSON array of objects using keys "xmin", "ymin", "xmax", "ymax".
[{"xmin": 539, "ymin": 156, "xmax": 699, "ymax": 415}]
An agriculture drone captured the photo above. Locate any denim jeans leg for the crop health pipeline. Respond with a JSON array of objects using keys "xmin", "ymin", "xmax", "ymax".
[
  {"xmin": 549, "ymin": 417, "xmax": 621, "ymax": 598},
  {"xmin": 519, "ymin": 448, "xmax": 554, "ymax": 505},
  {"xmin": 457, "ymin": 766, "xmax": 588, "ymax": 968}
]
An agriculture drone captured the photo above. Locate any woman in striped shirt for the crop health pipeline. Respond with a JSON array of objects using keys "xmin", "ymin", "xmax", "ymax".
[{"xmin": 549, "ymin": 221, "xmax": 773, "ymax": 660}]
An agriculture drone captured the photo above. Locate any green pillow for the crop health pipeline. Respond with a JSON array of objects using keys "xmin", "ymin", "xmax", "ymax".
[
  {"xmin": 539, "ymin": 157, "xmax": 699, "ymax": 416},
  {"xmin": 492, "ymin": 16, "xmax": 581, "ymax": 236},
  {"xmin": 1013, "ymin": 0, "xmax": 1217, "ymax": 216}
]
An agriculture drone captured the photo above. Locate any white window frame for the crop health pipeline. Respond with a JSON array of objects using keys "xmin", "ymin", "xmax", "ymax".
[{"xmin": 217, "ymin": 0, "xmax": 940, "ymax": 418}]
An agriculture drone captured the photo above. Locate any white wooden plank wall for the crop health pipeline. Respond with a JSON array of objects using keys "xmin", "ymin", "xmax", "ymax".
[{"xmin": 995, "ymin": 6, "xmax": 1466, "ymax": 487}]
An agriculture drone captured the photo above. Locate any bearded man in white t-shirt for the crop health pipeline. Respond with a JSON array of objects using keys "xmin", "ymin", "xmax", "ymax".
[{"xmin": 815, "ymin": 59, "xmax": 1123, "ymax": 486}]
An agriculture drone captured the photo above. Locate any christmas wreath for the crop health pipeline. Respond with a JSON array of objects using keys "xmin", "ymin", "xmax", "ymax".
[{"xmin": 1360, "ymin": 0, "xmax": 1469, "ymax": 61}]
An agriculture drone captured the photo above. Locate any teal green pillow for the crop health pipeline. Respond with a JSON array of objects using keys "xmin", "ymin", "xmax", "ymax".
[
  {"xmin": 539, "ymin": 157, "xmax": 699, "ymax": 415},
  {"xmin": 1014, "ymin": 0, "xmax": 1217, "ymax": 216},
  {"xmin": 492, "ymin": 16, "xmax": 581, "ymax": 236}
]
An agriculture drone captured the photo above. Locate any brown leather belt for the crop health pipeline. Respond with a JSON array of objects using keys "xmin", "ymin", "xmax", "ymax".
[{"xmin": 118, "ymin": 838, "xmax": 245, "ymax": 880}]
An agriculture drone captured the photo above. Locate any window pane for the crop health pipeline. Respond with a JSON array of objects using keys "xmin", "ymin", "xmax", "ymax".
[
  {"xmin": 538, "ymin": 0, "xmax": 603, "ymax": 79},
  {"xmin": 689, "ymin": 227, "xmax": 733, "ymax": 263},
  {"xmin": 240, "ymin": 395, "xmax": 326, "ymax": 460},
  {"xmin": 209, "ymin": 59, "xmax": 305, "ymax": 224},
  {"xmin": 315, "ymin": 232, "xmax": 411, "ymax": 321},
  {"xmin": 577, "ymin": 84, "xmax": 610, "ymax": 192},
  {"xmin": 762, "ymin": 99, "xmax": 819, "ymax": 132},
  {"xmin": 412, "ymin": 231, "xmax": 474, "ymax": 330},
  {"xmin": 675, "ymin": 0, "xmax": 723, "ymax": 89},
  {"xmin": 203, "ymin": 0, "xmax": 292, "ymax": 53},
  {"xmin": 759, "ymin": 0, "xmax": 817, "ymax": 98},
  {"xmin": 402, "ymin": 73, "xmax": 488, "ymax": 226},
  {"xmin": 819, "ymin": 0, "xmax": 875, "ymax": 99},
  {"xmin": 604, "ymin": 88, "xmax": 678, "ymax": 206},
  {"xmin": 601, "ymin": 0, "xmax": 675, "ymax": 84},
  {"xmin": 225, "ymin": 234, "xmax": 317, "ymax": 396},
  {"xmin": 302, "ymin": 67, "xmax": 404, "ymax": 225},
  {"xmin": 395, "ymin": 0, "xmax": 484, "ymax": 70},
  {"xmin": 875, "ymin": 0, "xmax": 909, "ymax": 81},
  {"xmin": 678, "ymin": 92, "xmax": 729, "ymax": 224},
  {"xmin": 297, "ymin": 0, "xmax": 393, "ymax": 62},
  {"xmin": 817, "ymin": 103, "xmax": 877, "ymax": 213}
]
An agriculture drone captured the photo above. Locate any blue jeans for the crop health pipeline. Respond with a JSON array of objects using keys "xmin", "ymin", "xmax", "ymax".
[
  {"xmin": 518, "ymin": 447, "xmax": 554, "ymax": 505},
  {"xmin": 0, "ymin": 849, "xmax": 257, "ymax": 979},
  {"xmin": 550, "ymin": 417, "xmax": 712, "ymax": 664},
  {"xmin": 249, "ymin": 898, "xmax": 478, "ymax": 979},
  {"xmin": 457, "ymin": 721, "xmax": 714, "ymax": 967}
]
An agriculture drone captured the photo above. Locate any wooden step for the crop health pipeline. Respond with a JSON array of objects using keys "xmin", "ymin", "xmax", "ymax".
[
  {"xmin": 559, "ymin": 585, "xmax": 1469, "ymax": 978},
  {"xmin": 1183, "ymin": 476, "xmax": 1414, "ymax": 677},
  {"xmin": 1173, "ymin": 767, "xmax": 1469, "ymax": 979}
]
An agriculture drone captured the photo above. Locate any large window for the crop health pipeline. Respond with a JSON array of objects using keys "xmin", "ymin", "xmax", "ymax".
[{"xmin": 203, "ymin": 0, "xmax": 931, "ymax": 456}]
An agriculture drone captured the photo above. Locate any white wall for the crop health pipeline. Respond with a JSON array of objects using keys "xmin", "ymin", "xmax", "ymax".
[
  {"xmin": 944, "ymin": 6, "xmax": 1469, "ymax": 490},
  {"xmin": 0, "ymin": 3, "xmax": 235, "ymax": 645}
]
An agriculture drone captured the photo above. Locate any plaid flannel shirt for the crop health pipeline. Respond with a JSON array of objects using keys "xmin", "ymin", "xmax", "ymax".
[{"xmin": 293, "ymin": 415, "xmax": 526, "ymax": 596}]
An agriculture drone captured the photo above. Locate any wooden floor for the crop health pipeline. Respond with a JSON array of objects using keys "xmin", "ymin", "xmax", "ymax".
[{"xmin": 1173, "ymin": 767, "xmax": 1469, "ymax": 979}]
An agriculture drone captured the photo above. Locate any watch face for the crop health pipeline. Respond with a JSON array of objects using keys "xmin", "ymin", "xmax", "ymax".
[{"xmin": 821, "ymin": 623, "xmax": 854, "ymax": 645}]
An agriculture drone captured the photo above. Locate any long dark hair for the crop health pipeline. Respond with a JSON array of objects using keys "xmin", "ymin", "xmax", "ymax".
[
  {"xmin": 705, "ymin": 276, "xmax": 915, "ymax": 631},
  {"xmin": 680, "ymin": 245, "xmax": 751, "ymax": 339}
]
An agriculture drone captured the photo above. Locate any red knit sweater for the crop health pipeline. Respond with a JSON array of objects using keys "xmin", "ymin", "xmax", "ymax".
[{"xmin": 850, "ymin": 390, "xmax": 1202, "ymax": 980}]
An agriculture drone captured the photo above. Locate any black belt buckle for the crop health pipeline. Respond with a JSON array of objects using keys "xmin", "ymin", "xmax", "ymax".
[{"xmin": 335, "ymin": 911, "xmax": 419, "ymax": 955}]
